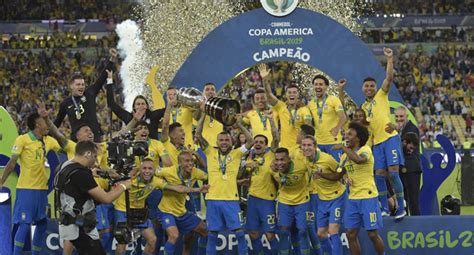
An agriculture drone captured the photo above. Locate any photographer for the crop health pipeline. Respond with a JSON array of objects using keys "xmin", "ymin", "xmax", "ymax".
[
  {"xmin": 56, "ymin": 141, "xmax": 131, "ymax": 255},
  {"xmin": 113, "ymin": 158, "xmax": 206, "ymax": 255}
]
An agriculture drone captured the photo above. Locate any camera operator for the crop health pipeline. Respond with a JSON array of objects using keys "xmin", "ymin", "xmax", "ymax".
[
  {"xmin": 113, "ymin": 158, "xmax": 207, "ymax": 255},
  {"xmin": 56, "ymin": 141, "xmax": 131, "ymax": 255}
]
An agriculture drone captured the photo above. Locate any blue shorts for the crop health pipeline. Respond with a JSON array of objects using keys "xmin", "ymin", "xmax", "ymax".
[
  {"xmin": 316, "ymin": 191, "xmax": 347, "ymax": 228},
  {"xmin": 306, "ymin": 194, "xmax": 318, "ymax": 227},
  {"xmin": 96, "ymin": 203, "xmax": 114, "ymax": 230},
  {"xmin": 115, "ymin": 210, "xmax": 153, "ymax": 229},
  {"xmin": 206, "ymin": 200, "xmax": 242, "ymax": 232},
  {"xmin": 160, "ymin": 211, "xmax": 201, "ymax": 234},
  {"xmin": 277, "ymin": 201, "xmax": 309, "ymax": 230},
  {"xmin": 146, "ymin": 189, "xmax": 163, "ymax": 220},
  {"xmin": 344, "ymin": 197, "xmax": 383, "ymax": 230},
  {"xmin": 318, "ymin": 144, "xmax": 342, "ymax": 162},
  {"xmin": 373, "ymin": 135, "xmax": 405, "ymax": 170},
  {"xmin": 13, "ymin": 189, "xmax": 48, "ymax": 224},
  {"xmin": 245, "ymin": 196, "xmax": 276, "ymax": 233}
]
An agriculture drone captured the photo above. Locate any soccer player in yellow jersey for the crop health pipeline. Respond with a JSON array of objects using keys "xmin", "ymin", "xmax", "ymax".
[
  {"xmin": 156, "ymin": 151, "xmax": 209, "ymax": 255},
  {"xmin": 308, "ymin": 76, "xmax": 347, "ymax": 161},
  {"xmin": 166, "ymin": 86, "xmax": 196, "ymax": 148},
  {"xmin": 194, "ymin": 83, "xmax": 224, "ymax": 148},
  {"xmin": 302, "ymin": 136, "xmax": 346, "ymax": 255},
  {"xmin": 271, "ymin": 147, "xmax": 311, "ymax": 255},
  {"xmin": 259, "ymin": 63, "xmax": 312, "ymax": 149},
  {"xmin": 361, "ymin": 48, "xmax": 406, "ymax": 219},
  {"xmin": 114, "ymin": 159, "xmax": 204, "ymax": 255},
  {"xmin": 244, "ymin": 109, "xmax": 279, "ymax": 254},
  {"xmin": 196, "ymin": 111, "xmax": 254, "ymax": 255},
  {"xmin": 0, "ymin": 112, "xmax": 62, "ymax": 255},
  {"xmin": 242, "ymin": 88, "xmax": 278, "ymax": 146},
  {"xmin": 335, "ymin": 122, "xmax": 384, "ymax": 255}
]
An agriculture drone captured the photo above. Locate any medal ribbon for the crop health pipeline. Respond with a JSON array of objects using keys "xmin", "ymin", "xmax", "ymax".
[
  {"xmin": 287, "ymin": 105, "xmax": 298, "ymax": 126},
  {"xmin": 218, "ymin": 152, "xmax": 228, "ymax": 176},
  {"xmin": 366, "ymin": 99, "xmax": 376, "ymax": 119},
  {"xmin": 256, "ymin": 109, "xmax": 268, "ymax": 130},
  {"xmin": 71, "ymin": 96, "xmax": 82, "ymax": 118},
  {"xmin": 316, "ymin": 95, "xmax": 327, "ymax": 123}
]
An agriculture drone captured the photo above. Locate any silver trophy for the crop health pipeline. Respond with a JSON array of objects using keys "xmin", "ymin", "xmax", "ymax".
[{"xmin": 177, "ymin": 87, "xmax": 240, "ymax": 126}]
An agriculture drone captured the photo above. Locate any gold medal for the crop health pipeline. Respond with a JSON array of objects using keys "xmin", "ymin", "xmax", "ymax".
[
  {"xmin": 366, "ymin": 117, "xmax": 371, "ymax": 122},
  {"xmin": 76, "ymin": 111, "xmax": 82, "ymax": 120},
  {"xmin": 222, "ymin": 174, "xmax": 228, "ymax": 180},
  {"xmin": 336, "ymin": 167, "xmax": 343, "ymax": 173},
  {"xmin": 185, "ymin": 195, "xmax": 190, "ymax": 201}
]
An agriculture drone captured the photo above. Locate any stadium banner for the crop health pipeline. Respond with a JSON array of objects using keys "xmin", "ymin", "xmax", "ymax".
[
  {"xmin": 361, "ymin": 15, "xmax": 466, "ymax": 28},
  {"xmin": 41, "ymin": 216, "xmax": 474, "ymax": 255},
  {"xmin": 171, "ymin": 7, "xmax": 404, "ymax": 106}
]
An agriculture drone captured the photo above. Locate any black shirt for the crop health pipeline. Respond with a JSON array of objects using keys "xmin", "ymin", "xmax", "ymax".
[
  {"xmin": 106, "ymin": 84, "xmax": 165, "ymax": 139},
  {"xmin": 64, "ymin": 165, "xmax": 98, "ymax": 210},
  {"xmin": 401, "ymin": 121, "xmax": 422, "ymax": 173},
  {"xmin": 54, "ymin": 60, "xmax": 114, "ymax": 142}
]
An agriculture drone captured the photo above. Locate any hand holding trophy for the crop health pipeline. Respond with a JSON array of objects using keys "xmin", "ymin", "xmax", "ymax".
[{"xmin": 177, "ymin": 87, "xmax": 241, "ymax": 126}]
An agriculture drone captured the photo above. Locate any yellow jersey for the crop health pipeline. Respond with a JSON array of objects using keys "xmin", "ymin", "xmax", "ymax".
[
  {"xmin": 246, "ymin": 151, "xmax": 277, "ymax": 201},
  {"xmin": 114, "ymin": 176, "xmax": 167, "ymax": 212},
  {"xmin": 157, "ymin": 166, "xmax": 207, "ymax": 216},
  {"xmin": 306, "ymin": 150, "xmax": 345, "ymax": 200},
  {"xmin": 308, "ymin": 95, "xmax": 345, "ymax": 145},
  {"xmin": 361, "ymin": 89, "xmax": 397, "ymax": 145},
  {"xmin": 205, "ymin": 146, "xmax": 246, "ymax": 201},
  {"xmin": 273, "ymin": 100, "xmax": 312, "ymax": 149},
  {"xmin": 12, "ymin": 132, "xmax": 61, "ymax": 190},
  {"xmin": 272, "ymin": 158, "xmax": 310, "ymax": 205},
  {"xmin": 340, "ymin": 145, "xmax": 378, "ymax": 199},
  {"xmin": 198, "ymin": 116, "xmax": 224, "ymax": 148},
  {"xmin": 243, "ymin": 109, "xmax": 278, "ymax": 145},
  {"xmin": 134, "ymin": 139, "xmax": 168, "ymax": 168},
  {"xmin": 162, "ymin": 139, "xmax": 187, "ymax": 165},
  {"xmin": 169, "ymin": 105, "xmax": 194, "ymax": 148}
]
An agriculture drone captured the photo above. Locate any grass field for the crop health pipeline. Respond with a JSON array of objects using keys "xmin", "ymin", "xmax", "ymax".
[{"xmin": 1, "ymin": 165, "xmax": 473, "ymax": 216}]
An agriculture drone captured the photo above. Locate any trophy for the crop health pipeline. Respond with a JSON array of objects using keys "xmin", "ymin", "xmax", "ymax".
[{"xmin": 177, "ymin": 87, "xmax": 241, "ymax": 126}]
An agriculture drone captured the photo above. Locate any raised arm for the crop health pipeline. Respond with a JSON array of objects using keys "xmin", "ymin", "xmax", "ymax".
[
  {"xmin": 338, "ymin": 79, "xmax": 347, "ymax": 109},
  {"xmin": 381, "ymin": 47, "xmax": 394, "ymax": 93},
  {"xmin": 88, "ymin": 48, "xmax": 117, "ymax": 96},
  {"xmin": 105, "ymin": 70, "xmax": 133, "ymax": 123},
  {"xmin": 53, "ymin": 101, "xmax": 67, "ymax": 128},
  {"xmin": 194, "ymin": 105, "xmax": 209, "ymax": 150},
  {"xmin": 258, "ymin": 63, "xmax": 278, "ymax": 106},
  {"xmin": 267, "ymin": 110, "xmax": 279, "ymax": 151},
  {"xmin": 37, "ymin": 103, "xmax": 68, "ymax": 148},
  {"xmin": 236, "ymin": 114, "xmax": 254, "ymax": 150},
  {"xmin": 161, "ymin": 104, "xmax": 171, "ymax": 143}
]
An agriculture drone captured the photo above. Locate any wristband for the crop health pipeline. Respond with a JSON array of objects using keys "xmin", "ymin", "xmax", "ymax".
[
  {"xmin": 119, "ymin": 183, "xmax": 127, "ymax": 191},
  {"xmin": 107, "ymin": 78, "xmax": 113, "ymax": 84}
]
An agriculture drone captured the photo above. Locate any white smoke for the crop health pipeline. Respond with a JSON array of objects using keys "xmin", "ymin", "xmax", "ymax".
[{"xmin": 115, "ymin": 20, "xmax": 146, "ymax": 112}]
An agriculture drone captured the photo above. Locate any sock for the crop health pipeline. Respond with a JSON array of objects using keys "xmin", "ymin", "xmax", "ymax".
[
  {"xmin": 32, "ymin": 219, "xmax": 47, "ymax": 255},
  {"xmin": 252, "ymin": 235, "xmax": 263, "ymax": 255},
  {"xmin": 267, "ymin": 237, "xmax": 279, "ymax": 255},
  {"xmin": 100, "ymin": 231, "xmax": 113, "ymax": 253},
  {"xmin": 389, "ymin": 172, "xmax": 405, "ymax": 212},
  {"xmin": 155, "ymin": 226, "xmax": 164, "ymax": 253},
  {"xmin": 206, "ymin": 232, "xmax": 218, "ymax": 255},
  {"xmin": 298, "ymin": 229, "xmax": 310, "ymax": 255},
  {"xmin": 329, "ymin": 234, "xmax": 342, "ymax": 255},
  {"xmin": 198, "ymin": 235, "xmax": 207, "ymax": 255},
  {"xmin": 278, "ymin": 229, "xmax": 290, "ymax": 255},
  {"xmin": 307, "ymin": 225, "xmax": 321, "ymax": 255},
  {"xmin": 291, "ymin": 227, "xmax": 301, "ymax": 255},
  {"xmin": 235, "ymin": 230, "xmax": 248, "ymax": 254},
  {"xmin": 320, "ymin": 237, "xmax": 331, "ymax": 255},
  {"xmin": 164, "ymin": 241, "xmax": 175, "ymax": 255},
  {"xmin": 14, "ymin": 223, "xmax": 30, "ymax": 255},
  {"xmin": 375, "ymin": 175, "xmax": 389, "ymax": 212}
]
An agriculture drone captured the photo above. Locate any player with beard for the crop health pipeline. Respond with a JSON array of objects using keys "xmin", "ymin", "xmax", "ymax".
[
  {"xmin": 54, "ymin": 48, "xmax": 117, "ymax": 142},
  {"xmin": 244, "ymin": 109, "xmax": 279, "ymax": 255},
  {"xmin": 242, "ymin": 88, "xmax": 279, "ymax": 146},
  {"xmin": 302, "ymin": 136, "xmax": 346, "ymax": 255},
  {"xmin": 195, "ymin": 110, "xmax": 254, "ymax": 255},
  {"xmin": 360, "ymin": 48, "xmax": 406, "ymax": 219},
  {"xmin": 258, "ymin": 63, "xmax": 312, "ymax": 149},
  {"xmin": 308, "ymin": 76, "xmax": 347, "ymax": 161},
  {"xmin": 334, "ymin": 122, "xmax": 385, "ymax": 255}
]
